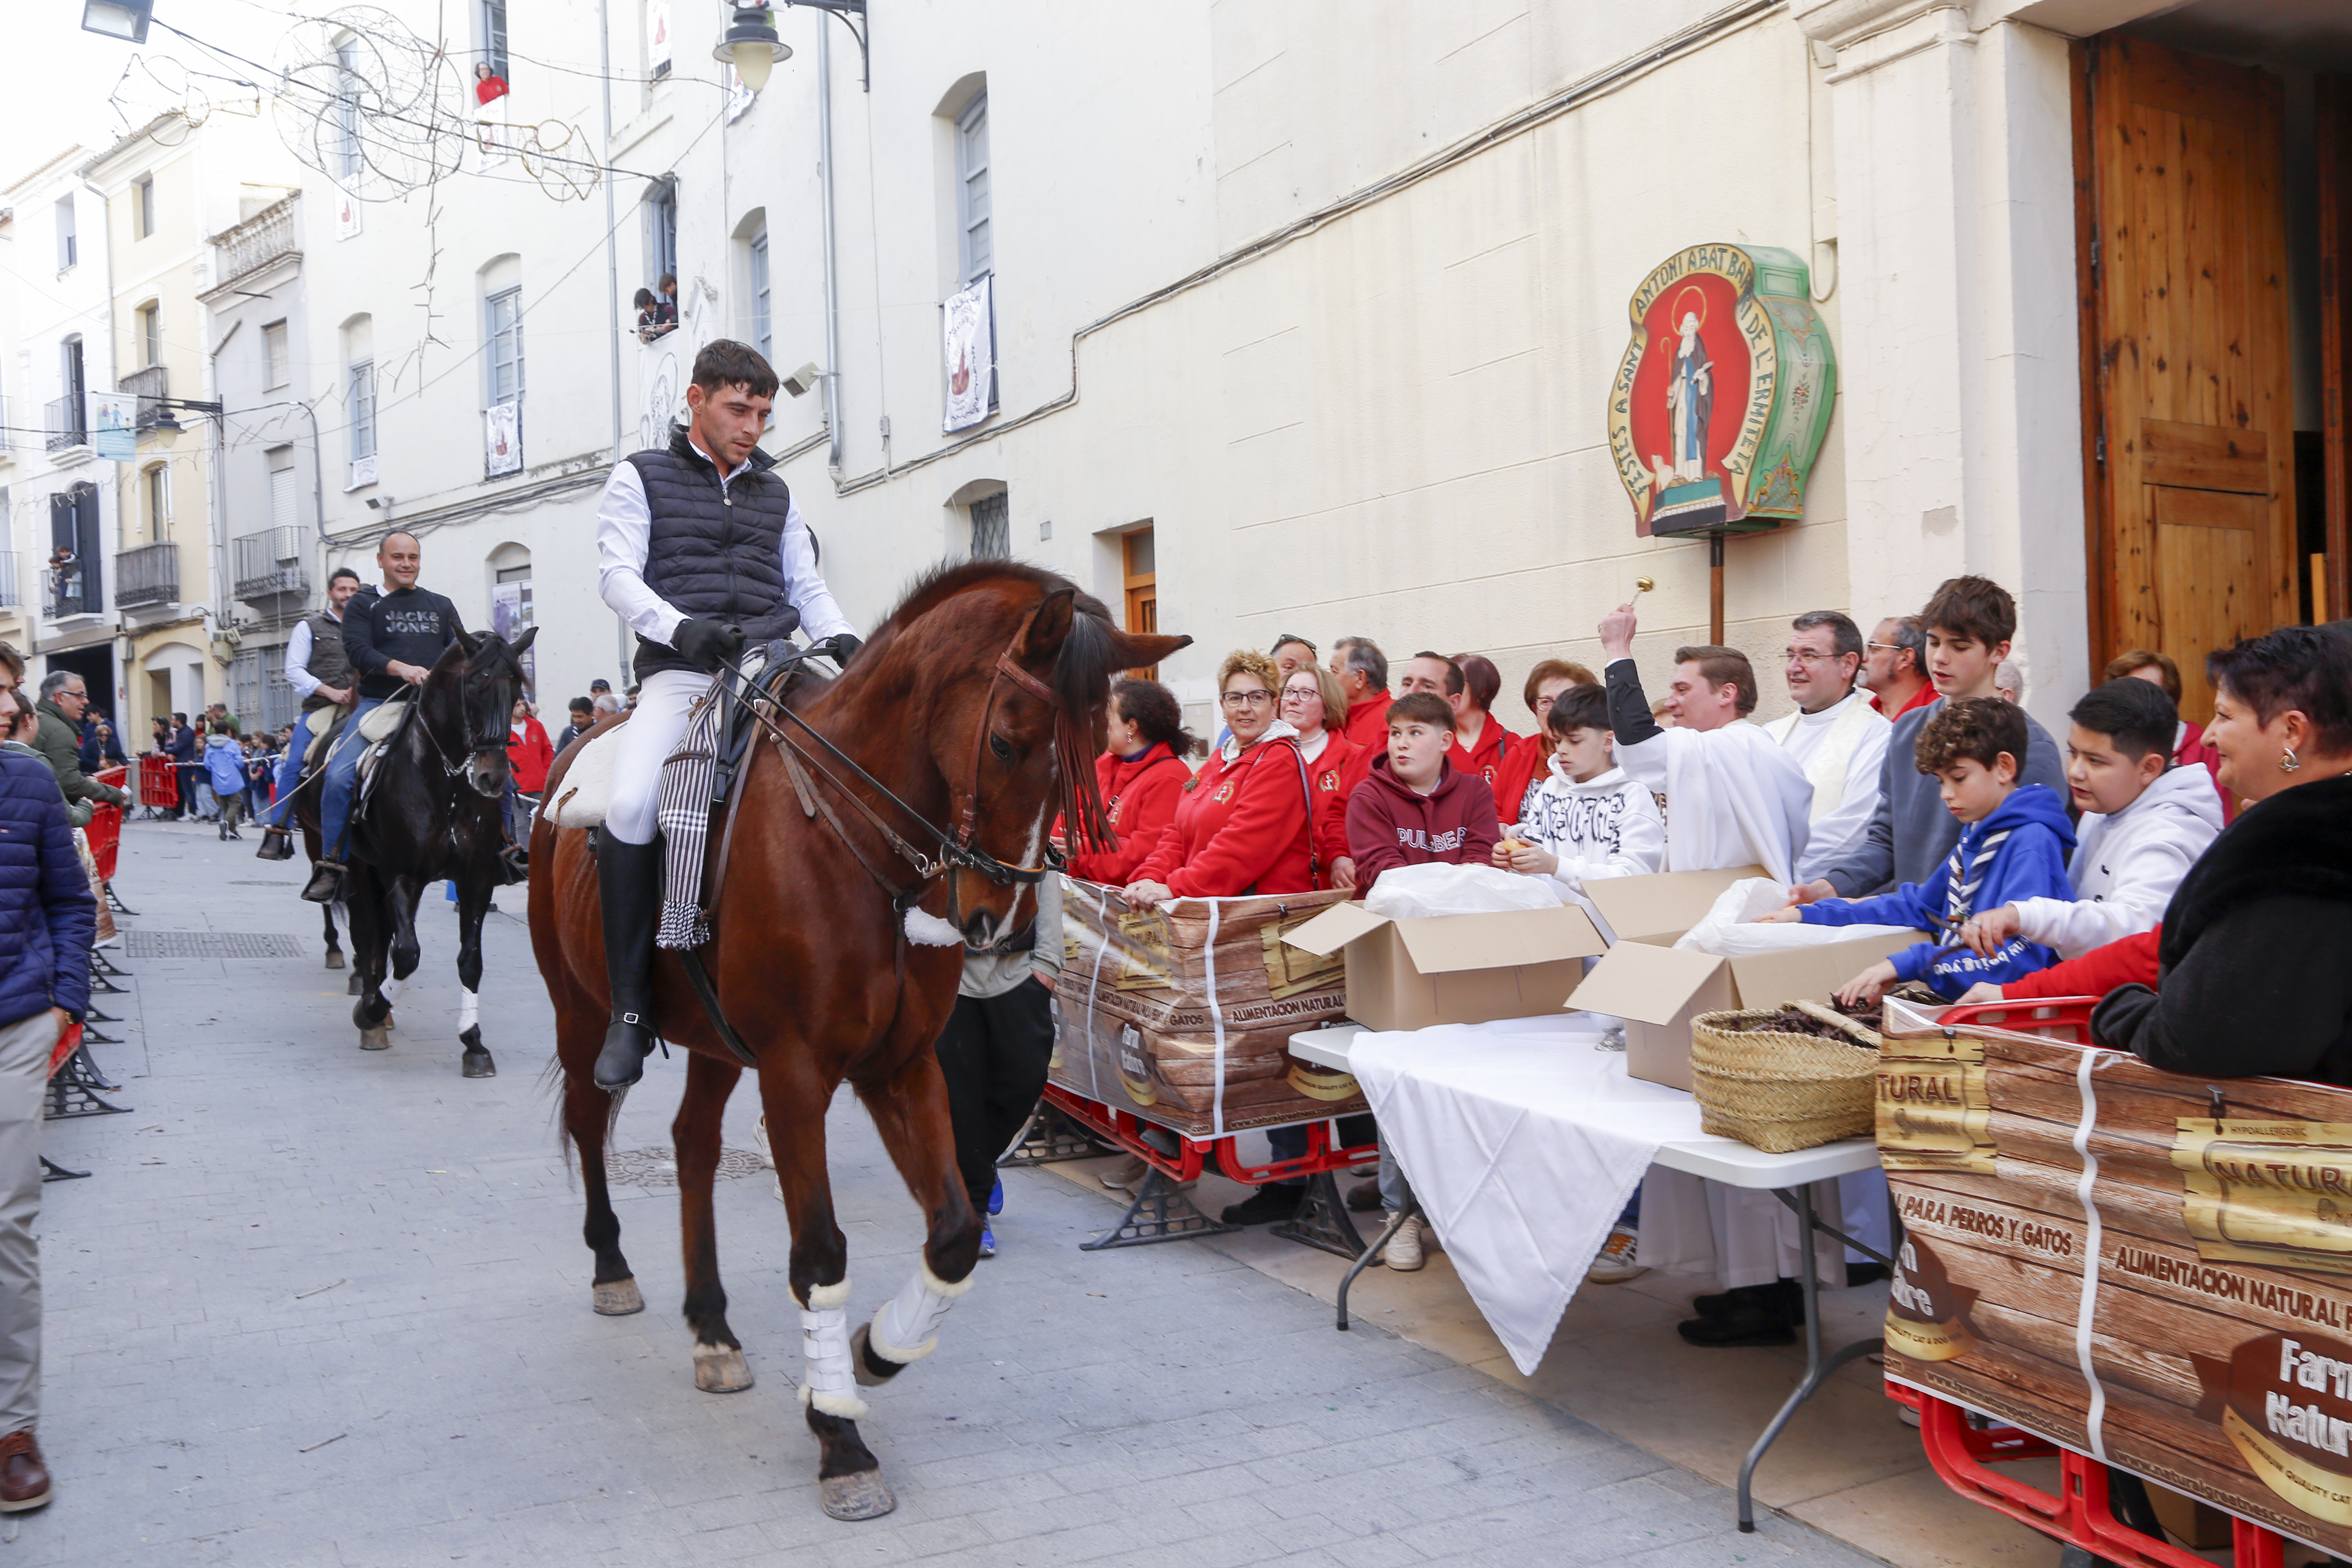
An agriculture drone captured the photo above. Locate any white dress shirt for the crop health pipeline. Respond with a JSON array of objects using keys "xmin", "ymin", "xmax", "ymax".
[
  {"xmin": 282, "ymin": 608, "xmax": 345, "ymax": 701},
  {"xmin": 594, "ymin": 443, "xmax": 854, "ymax": 650}
]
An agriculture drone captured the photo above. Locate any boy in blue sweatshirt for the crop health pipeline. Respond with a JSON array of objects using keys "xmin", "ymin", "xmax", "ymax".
[{"xmin": 1761, "ymin": 697, "xmax": 2075, "ymax": 1001}]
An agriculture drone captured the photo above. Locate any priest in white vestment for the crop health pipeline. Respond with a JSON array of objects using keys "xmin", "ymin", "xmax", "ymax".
[
  {"xmin": 1595, "ymin": 606, "xmax": 1813, "ymax": 883},
  {"xmin": 1759, "ymin": 610, "xmax": 1892, "ymax": 885}
]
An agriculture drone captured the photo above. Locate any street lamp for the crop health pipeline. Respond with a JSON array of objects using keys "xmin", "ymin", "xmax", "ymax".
[
  {"xmin": 713, "ymin": 5, "xmax": 791, "ymax": 93},
  {"xmin": 80, "ymin": 0, "xmax": 156, "ymax": 43}
]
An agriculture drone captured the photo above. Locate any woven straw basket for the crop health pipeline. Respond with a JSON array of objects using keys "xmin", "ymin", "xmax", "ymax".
[{"xmin": 1689, "ymin": 1006, "xmax": 1882, "ymax": 1154}]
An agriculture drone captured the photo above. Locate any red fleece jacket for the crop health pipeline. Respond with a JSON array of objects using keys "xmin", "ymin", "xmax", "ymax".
[
  {"xmin": 1301, "ymin": 732, "xmax": 1366, "ymax": 888},
  {"xmin": 1131, "ymin": 736, "xmax": 1314, "ymax": 897},
  {"xmin": 1489, "ymin": 738, "xmax": 1547, "ymax": 831},
  {"xmin": 1341, "ymin": 693, "xmax": 1394, "ymax": 753},
  {"xmin": 1344, "ymin": 755, "xmax": 1502, "ymax": 887},
  {"xmin": 1066, "ymin": 743, "xmax": 1191, "ymax": 886},
  {"xmin": 1446, "ymin": 715, "xmax": 1516, "ymax": 795},
  {"xmin": 1999, "ymin": 927, "xmax": 2162, "ymax": 1001}
]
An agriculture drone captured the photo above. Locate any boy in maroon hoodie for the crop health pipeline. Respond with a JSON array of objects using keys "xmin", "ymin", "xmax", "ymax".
[{"xmin": 1345, "ymin": 692, "xmax": 1503, "ymax": 889}]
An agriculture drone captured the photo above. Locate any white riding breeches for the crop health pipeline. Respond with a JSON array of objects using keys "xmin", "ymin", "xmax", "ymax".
[{"xmin": 605, "ymin": 668, "xmax": 709, "ymax": 846}]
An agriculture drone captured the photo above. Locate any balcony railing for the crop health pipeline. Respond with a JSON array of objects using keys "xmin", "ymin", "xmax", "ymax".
[
  {"xmin": 232, "ymin": 524, "xmax": 309, "ymax": 605},
  {"xmin": 120, "ymin": 365, "xmax": 169, "ymax": 431},
  {"xmin": 0, "ymin": 551, "xmax": 18, "ymax": 610},
  {"xmin": 44, "ymin": 395, "xmax": 86, "ymax": 453},
  {"xmin": 211, "ymin": 195, "xmax": 299, "ymax": 289},
  {"xmin": 115, "ymin": 540, "xmax": 180, "ymax": 610},
  {"xmin": 48, "ymin": 554, "xmax": 96, "ymax": 619}
]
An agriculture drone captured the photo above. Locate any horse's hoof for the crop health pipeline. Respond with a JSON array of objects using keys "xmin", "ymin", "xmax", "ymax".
[
  {"xmin": 592, "ymin": 1278, "xmax": 644, "ymax": 1316},
  {"xmin": 325, "ymin": 950, "xmax": 345, "ymax": 970},
  {"xmin": 461, "ymin": 1049, "xmax": 496, "ymax": 1078},
  {"xmin": 819, "ymin": 1470, "xmax": 896, "ymax": 1521},
  {"xmin": 384, "ymin": 1011, "xmax": 396, "ymax": 1031},
  {"xmin": 848, "ymin": 1324, "xmax": 901, "ymax": 1388},
  {"xmin": 359, "ymin": 1025, "xmax": 391, "ymax": 1051},
  {"xmin": 692, "ymin": 1343, "xmax": 753, "ymax": 1393},
  {"xmin": 346, "ymin": 973, "xmax": 364, "ymax": 995}
]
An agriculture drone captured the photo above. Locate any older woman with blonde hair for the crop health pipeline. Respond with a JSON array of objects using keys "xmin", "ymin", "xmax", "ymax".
[{"xmin": 1124, "ymin": 649, "xmax": 1314, "ymax": 903}]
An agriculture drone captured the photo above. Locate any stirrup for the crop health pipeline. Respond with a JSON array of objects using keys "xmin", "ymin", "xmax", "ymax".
[
  {"xmin": 594, "ymin": 1011, "xmax": 658, "ymax": 1090},
  {"xmin": 300, "ymin": 860, "xmax": 346, "ymax": 904},
  {"xmin": 497, "ymin": 843, "xmax": 530, "ymax": 886}
]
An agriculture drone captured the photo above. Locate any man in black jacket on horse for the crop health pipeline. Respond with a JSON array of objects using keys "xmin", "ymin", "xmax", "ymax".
[
  {"xmin": 591, "ymin": 339, "xmax": 860, "ymax": 1090},
  {"xmin": 304, "ymin": 531, "xmax": 470, "ymax": 905}
]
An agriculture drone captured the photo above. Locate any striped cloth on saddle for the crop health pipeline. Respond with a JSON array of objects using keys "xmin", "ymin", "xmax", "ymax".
[{"xmin": 653, "ymin": 654, "xmax": 764, "ymax": 951}]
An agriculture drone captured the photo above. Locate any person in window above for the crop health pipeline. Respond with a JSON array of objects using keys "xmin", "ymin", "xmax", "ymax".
[
  {"xmin": 1597, "ymin": 607, "xmax": 1814, "ymax": 883},
  {"xmin": 308, "ymin": 531, "xmax": 471, "ymax": 904},
  {"xmin": 257, "ymin": 566, "xmax": 361, "ymax": 859},
  {"xmin": 1494, "ymin": 682, "xmax": 1663, "ymax": 931},
  {"xmin": 592, "ymin": 339, "xmax": 858, "ymax": 1089},
  {"xmin": 1761, "ymin": 698, "xmax": 2076, "ymax": 1004},
  {"xmin": 633, "ymin": 288, "xmax": 674, "ymax": 343},
  {"xmin": 2106, "ymin": 647, "xmax": 2229, "ymax": 817},
  {"xmin": 1490, "ymin": 658, "xmax": 1599, "ymax": 832},
  {"xmin": 1123, "ymin": 649, "xmax": 1312, "ymax": 906},
  {"xmin": 1953, "ymin": 677, "xmax": 2219, "ymax": 970},
  {"xmin": 1343, "ymin": 692, "xmax": 1501, "ymax": 890},
  {"xmin": 1759, "ymin": 611, "xmax": 1891, "ymax": 884},
  {"xmin": 1063, "ymin": 677, "xmax": 1193, "ymax": 888},
  {"xmin": 1277, "ymin": 663, "xmax": 1363, "ymax": 891},
  {"xmin": 1329, "ymin": 637, "xmax": 1393, "ymax": 752},
  {"xmin": 473, "ymin": 61, "xmax": 508, "ymax": 106},
  {"xmin": 2092, "ymin": 627, "xmax": 2352, "ymax": 1082},
  {"xmin": 1789, "ymin": 577, "xmax": 2064, "ymax": 902}
]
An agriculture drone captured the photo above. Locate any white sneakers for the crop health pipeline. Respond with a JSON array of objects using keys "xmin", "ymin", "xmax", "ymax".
[
  {"xmin": 1586, "ymin": 1222, "xmax": 1647, "ymax": 1284},
  {"xmin": 1383, "ymin": 1214, "xmax": 1427, "ymax": 1272}
]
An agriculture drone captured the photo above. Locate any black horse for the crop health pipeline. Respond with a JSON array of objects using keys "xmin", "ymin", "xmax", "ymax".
[{"xmin": 291, "ymin": 628, "xmax": 536, "ymax": 1076}]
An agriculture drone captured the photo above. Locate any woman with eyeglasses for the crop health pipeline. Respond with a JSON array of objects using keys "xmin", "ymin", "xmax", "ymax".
[
  {"xmin": 1278, "ymin": 663, "xmax": 1365, "ymax": 891},
  {"xmin": 1065, "ymin": 677, "xmax": 1195, "ymax": 887},
  {"xmin": 1123, "ymin": 650, "xmax": 1314, "ymax": 905},
  {"xmin": 1490, "ymin": 658, "xmax": 1600, "ymax": 833}
]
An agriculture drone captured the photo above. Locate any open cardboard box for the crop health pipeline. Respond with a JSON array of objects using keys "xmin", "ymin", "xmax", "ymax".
[
  {"xmin": 1573, "ymin": 866, "xmax": 1920, "ymax": 1092},
  {"xmin": 1281, "ymin": 901, "xmax": 1607, "ymax": 1032}
]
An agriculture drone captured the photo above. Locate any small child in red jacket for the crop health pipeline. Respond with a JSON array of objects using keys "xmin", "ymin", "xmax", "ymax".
[{"xmin": 1344, "ymin": 692, "xmax": 1501, "ymax": 891}]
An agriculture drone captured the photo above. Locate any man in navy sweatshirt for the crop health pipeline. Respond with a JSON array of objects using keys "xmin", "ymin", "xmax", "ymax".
[
  {"xmin": 1764, "ymin": 697, "xmax": 2076, "ymax": 1000},
  {"xmin": 305, "ymin": 530, "xmax": 467, "ymax": 904}
]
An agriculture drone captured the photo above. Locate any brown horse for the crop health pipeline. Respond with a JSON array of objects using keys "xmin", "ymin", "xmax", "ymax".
[{"xmin": 528, "ymin": 560, "xmax": 1185, "ymax": 1520}]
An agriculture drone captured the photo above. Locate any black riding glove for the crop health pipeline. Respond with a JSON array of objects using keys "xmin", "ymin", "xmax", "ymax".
[
  {"xmin": 672, "ymin": 617, "xmax": 745, "ymax": 673},
  {"xmin": 822, "ymin": 632, "xmax": 863, "ymax": 668}
]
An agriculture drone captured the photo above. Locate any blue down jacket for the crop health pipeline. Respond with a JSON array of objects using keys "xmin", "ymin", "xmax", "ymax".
[
  {"xmin": 0, "ymin": 748, "xmax": 94, "ymax": 1027},
  {"xmin": 1799, "ymin": 782, "xmax": 2078, "ymax": 998}
]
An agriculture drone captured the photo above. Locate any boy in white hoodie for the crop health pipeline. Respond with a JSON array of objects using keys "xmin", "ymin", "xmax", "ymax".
[
  {"xmin": 1494, "ymin": 682, "xmax": 1666, "ymax": 1284},
  {"xmin": 1954, "ymin": 677, "xmax": 2223, "ymax": 998},
  {"xmin": 1495, "ymin": 683, "xmax": 1665, "ymax": 935}
]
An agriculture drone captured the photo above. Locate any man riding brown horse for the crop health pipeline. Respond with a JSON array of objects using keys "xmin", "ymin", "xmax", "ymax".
[{"xmin": 589, "ymin": 339, "xmax": 859, "ymax": 1090}]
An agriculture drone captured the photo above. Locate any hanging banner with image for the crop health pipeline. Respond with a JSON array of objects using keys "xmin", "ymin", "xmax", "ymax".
[
  {"xmin": 484, "ymin": 402, "xmax": 522, "ymax": 478},
  {"xmin": 646, "ymin": 0, "xmax": 671, "ymax": 75},
  {"xmin": 942, "ymin": 275, "xmax": 994, "ymax": 434},
  {"xmin": 490, "ymin": 576, "xmax": 536, "ymax": 686},
  {"xmin": 89, "ymin": 392, "xmax": 137, "ymax": 462}
]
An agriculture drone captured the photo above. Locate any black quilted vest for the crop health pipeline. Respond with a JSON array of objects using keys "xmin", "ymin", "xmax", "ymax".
[
  {"xmin": 625, "ymin": 428, "xmax": 801, "ymax": 681},
  {"xmin": 297, "ymin": 608, "xmax": 355, "ymax": 710}
]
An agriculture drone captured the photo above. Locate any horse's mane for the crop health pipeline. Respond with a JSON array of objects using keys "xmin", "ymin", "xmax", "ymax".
[{"xmin": 862, "ymin": 557, "xmax": 1127, "ymax": 853}]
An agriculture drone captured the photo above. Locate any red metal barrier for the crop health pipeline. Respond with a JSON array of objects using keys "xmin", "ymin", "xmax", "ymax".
[
  {"xmin": 1933, "ymin": 995, "xmax": 2101, "ymax": 1042},
  {"xmin": 1042, "ymin": 1083, "xmax": 1378, "ymax": 1188},
  {"xmin": 86, "ymin": 766, "xmax": 126, "ymax": 881},
  {"xmin": 134, "ymin": 756, "xmax": 177, "ymax": 810},
  {"xmin": 1892, "ymin": 1383, "xmax": 2288, "ymax": 1568}
]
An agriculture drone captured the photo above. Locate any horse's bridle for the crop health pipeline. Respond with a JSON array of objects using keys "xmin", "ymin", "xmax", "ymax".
[{"xmin": 403, "ymin": 652, "xmax": 521, "ymax": 781}]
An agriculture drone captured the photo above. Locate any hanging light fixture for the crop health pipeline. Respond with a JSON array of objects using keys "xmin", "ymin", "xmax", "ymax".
[
  {"xmin": 712, "ymin": 4, "xmax": 790, "ymax": 93},
  {"xmin": 81, "ymin": 0, "xmax": 155, "ymax": 42}
]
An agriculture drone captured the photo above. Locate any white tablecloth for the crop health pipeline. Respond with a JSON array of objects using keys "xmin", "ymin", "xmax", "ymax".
[{"xmin": 1349, "ymin": 1015, "xmax": 1713, "ymax": 1375}]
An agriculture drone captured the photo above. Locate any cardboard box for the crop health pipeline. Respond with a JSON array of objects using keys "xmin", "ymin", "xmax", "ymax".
[
  {"xmin": 1280, "ymin": 901, "xmax": 1608, "ymax": 1032},
  {"xmin": 1572, "ymin": 869, "xmax": 1919, "ymax": 1092}
]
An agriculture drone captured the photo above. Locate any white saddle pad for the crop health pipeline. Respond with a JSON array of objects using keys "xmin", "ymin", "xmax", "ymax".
[
  {"xmin": 358, "ymin": 701, "xmax": 407, "ymax": 742},
  {"xmin": 300, "ymin": 705, "xmax": 338, "ymax": 766},
  {"xmin": 540, "ymin": 721, "xmax": 623, "ymax": 830}
]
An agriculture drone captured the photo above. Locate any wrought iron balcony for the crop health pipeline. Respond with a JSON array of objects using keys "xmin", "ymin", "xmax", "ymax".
[
  {"xmin": 211, "ymin": 195, "xmax": 299, "ymax": 289},
  {"xmin": 119, "ymin": 365, "xmax": 169, "ymax": 430},
  {"xmin": 44, "ymin": 395, "xmax": 87, "ymax": 453},
  {"xmin": 0, "ymin": 551, "xmax": 18, "ymax": 610},
  {"xmin": 232, "ymin": 524, "xmax": 309, "ymax": 606},
  {"xmin": 115, "ymin": 540, "xmax": 180, "ymax": 610}
]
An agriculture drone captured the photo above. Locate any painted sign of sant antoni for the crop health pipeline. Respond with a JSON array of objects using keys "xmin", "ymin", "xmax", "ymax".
[
  {"xmin": 1607, "ymin": 244, "xmax": 1835, "ymax": 537},
  {"xmin": 1876, "ymin": 1001, "xmax": 2352, "ymax": 1555}
]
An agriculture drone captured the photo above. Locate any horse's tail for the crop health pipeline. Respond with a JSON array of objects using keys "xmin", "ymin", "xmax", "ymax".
[{"xmin": 544, "ymin": 1052, "xmax": 628, "ymax": 1182}]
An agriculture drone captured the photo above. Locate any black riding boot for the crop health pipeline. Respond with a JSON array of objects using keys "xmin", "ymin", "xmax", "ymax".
[
  {"xmin": 594, "ymin": 829, "xmax": 663, "ymax": 1090},
  {"xmin": 301, "ymin": 859, "xmax": 346, "ymax": 904},
  {"xmin": 254, "ymin": 827, "xmax": 296, "ymax": 861}
]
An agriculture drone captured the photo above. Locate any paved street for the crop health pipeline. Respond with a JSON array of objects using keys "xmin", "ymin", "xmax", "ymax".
[{"xmin": 20, "ymin": 819, "xmax": 1888, "ymax": 1567}]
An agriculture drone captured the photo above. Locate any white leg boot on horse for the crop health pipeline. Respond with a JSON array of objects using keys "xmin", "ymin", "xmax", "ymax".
[
  {"xmin": 851, "ymin": 1263, "xmax": 972, "ymax": 1384},
  {"xmin": 593, "ymin": 827, "xmax": 663, "ymax": 1089},
  {"xmin": 796, "ymin": 1279, "xmax": 896, "ymax": 1520}
]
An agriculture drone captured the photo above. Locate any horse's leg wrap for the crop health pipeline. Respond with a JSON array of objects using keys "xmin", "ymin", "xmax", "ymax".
[
  {"xmin": 458, "ymin": 988, "xmax": 479, "ymax": 1032},
  {"xmin": 379, "ymin": 974, "xmax": 407, "ymax": 1007},
  {"xmin": 795, "ymin": 1279, "xmax": 867, "ymax": 1419},
  {"xmin": 865, "ymin": 1261, "xmax": 973, "ymax": 1368}
]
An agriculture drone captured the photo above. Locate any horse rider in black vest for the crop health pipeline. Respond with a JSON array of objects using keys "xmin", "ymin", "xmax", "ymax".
[
  {"xmin": 256, "ymin": 565, "xmax": 363, "ymax": 861},
  {"xmin": 591, "ymin": 339, "xmax": 860, "ymax": 1090}
]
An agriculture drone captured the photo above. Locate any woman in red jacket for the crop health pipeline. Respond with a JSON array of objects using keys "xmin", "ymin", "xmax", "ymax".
[
  {"xmin": 508, "ymin": 698, "xmax": 554, "ymax": 796},
  {"xmin": 1490, "ymin": 658, "xmax": 1600, "ymax": 830},
  {"xmin": 1065, "ymin": 678, "xmax": 1195, "ymax": 886},
  {"xmin": 1278, "ymin": 663, "xmax": 1364, "ymax": 891},
  {"xmin": 1124, "ymin": 649, "xmax": 1314, "ymax": 903}
]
